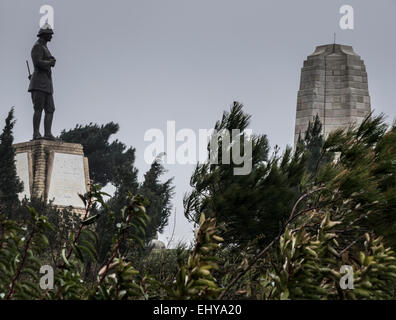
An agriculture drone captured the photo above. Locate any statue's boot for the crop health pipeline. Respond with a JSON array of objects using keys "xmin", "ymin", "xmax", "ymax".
[
  {"xmin": 33, "ymin": 110, "xmax": 42, "ymax": 140},
  {"xmin": 33, "ymin": 132, "xmax": 42, "ymax": 140},
  {"xmin": 44, "ymin": 112, "xmax": 56, "ymax": 140}
]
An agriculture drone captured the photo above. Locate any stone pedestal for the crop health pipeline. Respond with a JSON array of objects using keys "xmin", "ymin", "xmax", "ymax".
[
  {"xmin": 295, "ymin": 44, "xmax": 371, "ymax": 146},
  {"xmin": 13, "ymin": 140, "xmax": 90, "ymax": 213}
]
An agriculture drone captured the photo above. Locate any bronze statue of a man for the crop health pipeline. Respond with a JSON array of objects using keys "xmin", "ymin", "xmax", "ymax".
[{"xmin": 28, "ymin": 23, "xmax": 56, "ymax": 140}]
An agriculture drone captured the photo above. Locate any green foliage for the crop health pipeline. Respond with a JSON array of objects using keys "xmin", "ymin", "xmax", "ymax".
[
  {"xmin": 296, "ymin": 114, "xmax": 333, "ymax": 175},
  {"xmin": 0, "ymin": 207, "xmax": 53, "ymax": 299},
  {"xmin": 313, "ymin": 115, "xmax": 396, "ymax": 249},
  {"xmin": 257, "ymin": 214, "xmax": 396, "ymax": 300},
  {"xmin": 95, "ymin": 257, "xmax": 158, "ymax": 300},
  {"xmin": 46, "ymin": 185, "xmax": 109, "ymax": 299},
  {"xmin": 93, "ymin": 192, "xmax": 153, "ymax": 300},
  {"xmin": 0, "ymin": 108, "xmax": 23, "ymax": 214},
  {"xmin": 138, "ymin": 158, "xmax": 174, "ymax": 242},
  {"xmin": 216, "ymin": 113, "xmax": 396, "ymax": 300},
  {"xmin": 349, "ymin": 233, "xmax": 396, "ymax": 299},
  {"xmin": 184, "ymin": 102, "xmax": 305, "ymax": 247},
  {"xmin": 133, "ymin": 244, "xmax": 188, "ymax": 289},
  {"xmin": 13, "ymin": 198, "xmax": 81, "ymax": 269},
  {"xmin": 169, "ymin": 213, "xmax": 223, "ymax": 299},
  {"xmin": 60, "ymin": 122, "xmax": 174, "ymax": 267},
  {"xmin": 0, "ymin": 105, "xmax": 395, "ymax": 300}
]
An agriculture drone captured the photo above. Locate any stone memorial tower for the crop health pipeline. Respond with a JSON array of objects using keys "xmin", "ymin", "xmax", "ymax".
[{"xmin": 294, "ymin": 44, "xmax": 371, "ymax": 146}]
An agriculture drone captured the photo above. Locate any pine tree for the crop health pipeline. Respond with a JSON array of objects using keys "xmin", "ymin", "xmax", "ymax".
[
  {"xmin": 138, "ymin": 158, "xmax": 174, "ymax": 242},
  {"xmin": 184, "ymin": 102, "xmax": 306, "ymax": 247},
  {"xmin": 0, "ymin": 108, "xmax": 23, "ymax": 215},
  {"xmin": 297, "ymin": 114, "xmax": 333, "ymax": 175},
  {"xmin": 315, "ymin": 115, "xmax": 396, "ymax": 249}
]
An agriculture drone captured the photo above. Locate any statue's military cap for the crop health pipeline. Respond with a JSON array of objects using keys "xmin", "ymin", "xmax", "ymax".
[{"xmin": 37, "ymin": 23, "xmax": 54, "ymax": 37}]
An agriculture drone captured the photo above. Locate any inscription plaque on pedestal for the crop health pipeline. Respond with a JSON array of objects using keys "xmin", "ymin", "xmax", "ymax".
[
  {"xmin": 15, "ymin": 152, "xmax": 31, "ymax": 201},
  {"xmin": 47, "ymin": 153, "xmax": 87, "ymax": 207}
]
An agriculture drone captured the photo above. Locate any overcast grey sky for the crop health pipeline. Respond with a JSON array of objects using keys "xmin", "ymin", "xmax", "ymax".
[{"xmin": 1, "ymin": 0, "xmax": 395, "ymax": 245}]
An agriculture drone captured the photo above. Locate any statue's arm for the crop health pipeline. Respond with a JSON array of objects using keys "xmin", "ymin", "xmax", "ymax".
[{"xmin": 31, "ymin": 45, "xmax": 52, "ymax": 71}]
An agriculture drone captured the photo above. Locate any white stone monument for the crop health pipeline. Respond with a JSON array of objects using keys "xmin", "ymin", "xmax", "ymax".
[
  {"xmin": 13, "ymin": 140, "xmax": 90, "ymax": 214},
  {"xmin": 295, "ymin": 44, "xmax": 371, "ymax": 146}
]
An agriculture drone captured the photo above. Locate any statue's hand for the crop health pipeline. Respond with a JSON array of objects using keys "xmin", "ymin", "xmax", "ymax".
[{"xmin": 50, "ymin": 59, "xmax": 56, "ymax": 67}]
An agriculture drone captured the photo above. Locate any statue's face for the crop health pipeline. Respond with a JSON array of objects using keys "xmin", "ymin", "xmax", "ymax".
[{"xmin": 42, "ymin": 33, "xmax": 53, "ymax": 42}]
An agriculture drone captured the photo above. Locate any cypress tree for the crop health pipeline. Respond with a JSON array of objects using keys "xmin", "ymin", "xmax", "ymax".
[
  {"xmin": 0, "ymin": 108, "xmax": 23, "ymax": 214},
  {"xmin": 139, "ymin": 159, "xmax": 174, "ymax": 242}
]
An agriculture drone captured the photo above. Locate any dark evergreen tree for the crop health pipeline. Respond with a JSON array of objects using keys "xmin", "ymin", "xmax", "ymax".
[
  {"xmin": 313, "ymin": 115, "xmax": 396, "ymax": 249},
  {"xmin": 296, "ymin": 114, "xmax": 333, "ymax": 175},
  {"xmin": 184, "ymin": 102, "xmax": 306, "ymax": 247},
  {"xmin": 138, "ymin": 159, "xmax": 174, "ymax": 242},
  {"xmin": 0, "ymin": 108, "xmax": 23, "ymax": 215}
]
